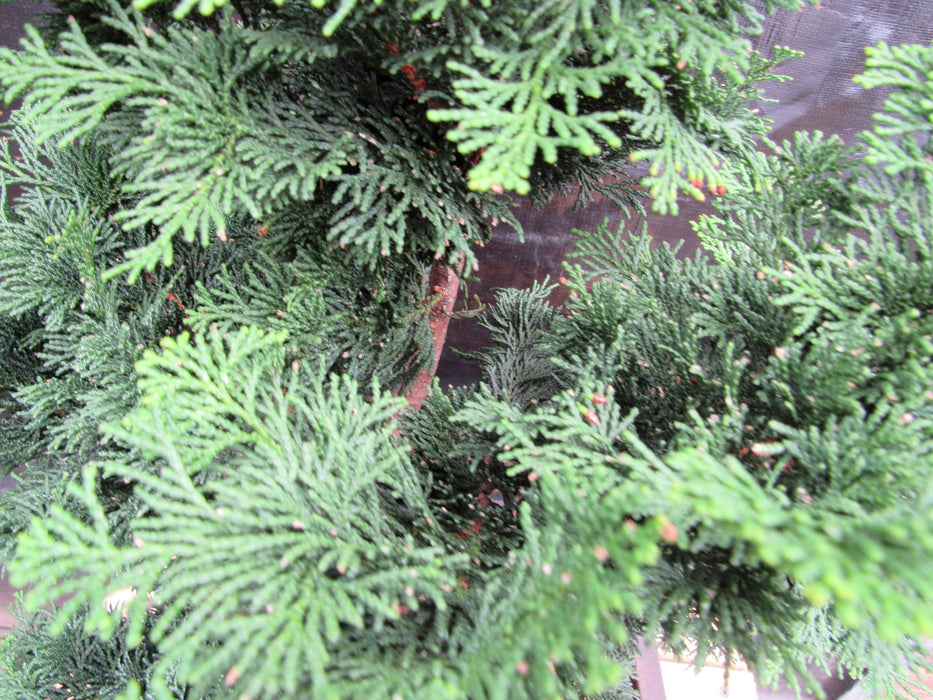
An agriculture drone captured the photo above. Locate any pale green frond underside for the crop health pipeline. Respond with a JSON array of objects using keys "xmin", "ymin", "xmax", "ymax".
[{"xmin": 13, "ymin": 326, "xmax": 466, "ymax": 698}]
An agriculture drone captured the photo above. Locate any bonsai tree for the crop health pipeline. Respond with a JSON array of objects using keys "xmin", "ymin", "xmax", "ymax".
[{"xmin": 0, "ymin": 0, "xmax": 931, "ymax": 698}]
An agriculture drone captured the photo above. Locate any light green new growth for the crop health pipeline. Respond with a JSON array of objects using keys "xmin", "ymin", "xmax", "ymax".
[
  {"xmin": 15, "ymin": 327, "xmax": 462, "ymax": 698},
  {"xmin": 0, "ymin": 0, "xmax": 807, "ymax": 282}
]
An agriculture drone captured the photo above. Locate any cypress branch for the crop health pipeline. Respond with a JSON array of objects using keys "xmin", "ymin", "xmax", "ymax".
[{"xmin": 2, "ymin": 2, "xmax": 931, "ymax": 698}]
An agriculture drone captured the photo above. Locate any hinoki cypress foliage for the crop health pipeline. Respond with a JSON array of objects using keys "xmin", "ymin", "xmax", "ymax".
[{"xmin": 0, "ymin": 1, "xmax": 930, "ymax": 698}]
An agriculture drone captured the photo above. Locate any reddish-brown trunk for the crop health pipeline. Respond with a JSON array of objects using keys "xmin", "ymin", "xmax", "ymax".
[{"xmin": 406, "ymin": 260, "xmax": 460, "ymax": 410}]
